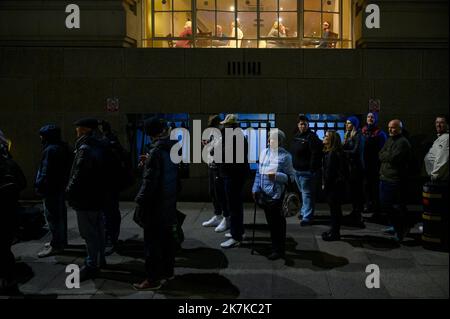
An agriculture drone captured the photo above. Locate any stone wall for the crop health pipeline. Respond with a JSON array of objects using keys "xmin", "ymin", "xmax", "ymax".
[
  {"xmin": 0, "ymin": 47, "xmax": 448, "ymax": 201},
  {"xmin": 0, "ymin": 0, "xmax": 139, "ymax": 47}
]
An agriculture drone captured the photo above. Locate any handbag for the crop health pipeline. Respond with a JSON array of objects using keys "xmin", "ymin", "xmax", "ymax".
[
  {"xmin": 255, "ymin": 191, "xmax": 282, "ymax": 211},
  {"xmin": 282, "ymin": 177, "xmax": 300, "ymax": 217},
  {"xmin": 133, "ymin": 205, "xmax": 146, "ymax": 228}
]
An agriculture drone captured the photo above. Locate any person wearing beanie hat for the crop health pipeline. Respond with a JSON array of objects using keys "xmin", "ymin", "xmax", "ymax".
[
  {"xmin": 35, "ymin": 124, "xmax": 73, "ymax": 258},
  {"xmin": 252, "ymin": 129, "xmax": 296, "ymax": 259},
  {"xmin": 361, "ymin": 112, "xmax": 387, "ymax": 220},
  {"xmin": 66, "ymin": 117, "xmax": 110, "ymax": 281},
  {"xmin": 343, "ymin": 116, "xmax": 365, "ymax": 228},
  {"xmin": 133, "ymin": 116, "xmax": 178, "ymax": 291}
]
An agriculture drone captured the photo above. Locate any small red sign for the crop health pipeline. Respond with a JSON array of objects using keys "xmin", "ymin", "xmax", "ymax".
[
  {"xmin": 369, "ymin": 98, "xmax": 380, "ymax": 113},
  {"xmin": 106, "ymin": 98, "xmax": 119, "ymax": 113}
]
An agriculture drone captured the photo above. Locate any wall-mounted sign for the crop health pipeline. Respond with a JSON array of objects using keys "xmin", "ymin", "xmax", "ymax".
[
  {"xmin": 106, "ymin": 98, "xmax": 119, "ymax": 113},
  {"xmin": 369, "ymin": 98, "xmax": 380, "ymax": 113}
]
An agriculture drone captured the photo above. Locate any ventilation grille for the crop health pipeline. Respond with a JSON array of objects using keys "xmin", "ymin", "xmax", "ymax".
[{"xmin": 227, "ymin": 61, "xmax": 261, "ymax": 77}]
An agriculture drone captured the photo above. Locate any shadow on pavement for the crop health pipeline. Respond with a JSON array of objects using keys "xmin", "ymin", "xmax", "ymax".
[
  {"xmin": 341, "ymin": 235, "xmax": 401, "ymax": 251},
  {"xmin": 159, "ymin": 273, "xmax": 240, "ymax": 298}
]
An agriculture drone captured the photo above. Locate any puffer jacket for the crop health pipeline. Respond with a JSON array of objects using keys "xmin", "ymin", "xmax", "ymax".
[
  {"xmin": 66, "ymin": 131, "xmax": 108, "ymax": 210},
  {"xmin": 35, "ymin": 125, "xmax": 72, "ymax": 196},
  {"xmin": 135, "ymin": 136, "xmax": 178, "ymax": 227}
]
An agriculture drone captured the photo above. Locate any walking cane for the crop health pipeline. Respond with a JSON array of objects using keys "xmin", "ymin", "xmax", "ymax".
[{"xmin": 251, "ymin": 200, "xmax": 257, "ymax": 255}]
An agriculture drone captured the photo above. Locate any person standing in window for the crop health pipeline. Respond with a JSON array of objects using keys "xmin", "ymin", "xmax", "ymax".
[
  {"xmin": 212, "ymin": 25, "xmax": 229, "ymax": 47},
  {"xmin": 322, "ymin": 130, "xmax": 346, "ymax": 241},
  {"xmin": 290, "ymin": 115, "xmax": 323, "ymax": 226},
  {"xmin": 317, "ymin": 21, "xmax": 336, "ymax": 48},
  {"xmin": 252, "ymin": 129, "xmax": 296, "ymax": 260},
  {"xmin": 342, "ymin": 116, "xmax": 366, "ymax": 228},
  {"xmin": 266, "ymin": 21, "xmax": 287, "ymax": 48},
  {"xmin": 174, "ymin": 21, "xmax": 193, "ymax": 48},
  {"xmin": 228, "ymin": 21, "xmax": 244, "ymax": 48}
]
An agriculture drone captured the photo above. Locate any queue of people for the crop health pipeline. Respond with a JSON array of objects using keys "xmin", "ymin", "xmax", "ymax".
[{"xmin": 0, "ymin": 113, "xmax": 448, "ymax": 292}]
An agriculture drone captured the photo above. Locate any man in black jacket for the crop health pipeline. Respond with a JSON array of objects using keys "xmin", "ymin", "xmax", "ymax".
[
  {"xmin": 133, "ymin": 117, "xmax": 178, "ymax": 291},
  {"xmin": 290, "ymin": 115, "xmax": 323, "ymax": 226},
  {"xmin": 66, "ymin": 118, "xmax": 108, "ymax": 281},
  {"xmin": 217, "ymin": 114, "xmax": 250, "ymax": 249},
  {"xmin": 35, "ymin": 125, "xmax": 72, "ymax": 258},
  {"xmin": 0, "ymin": 138, "xmax": 26, "ymax": 294},
  {"xmin": 379, "ymin": 119, "xmax": 412, "ymax": 242}
]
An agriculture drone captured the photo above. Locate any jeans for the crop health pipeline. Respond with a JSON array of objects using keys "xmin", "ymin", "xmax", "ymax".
[
  {"xmin": 144, "ymin": 224, "xmax": 176, "ymax": 281},
  {"xmin": 223, "ymin": 175, "xmax": 245, "ymax": 241},
  {"xmin": 103, "ymin": 191, "xmax": 121, "ymax": 245},
  {"xmin": 76, "ymin": 210, "xmax": 105, "ymax": 269},
  {"xmin": 379, "ymin": 180, "xmax": 408, "ymax": 235},
  {"xmin": 43, "ymin": 193, "xmax": 68, "ymax": 249},
  {"xmin": 209, "ymin": 168, "xmax": 229, "ymax": 218},
  {"xmin": 295, "ymin": 170, "xmax": 317, "ymax": 221}
]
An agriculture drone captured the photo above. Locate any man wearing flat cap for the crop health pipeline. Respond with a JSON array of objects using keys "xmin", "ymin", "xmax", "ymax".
[
  {"xmin": 217, "ymin": 114, "xmax": 250, "ymax": 249},
  {"xmin": 66, "ymin": 117, "xmax": 108, "ymax": 281}
]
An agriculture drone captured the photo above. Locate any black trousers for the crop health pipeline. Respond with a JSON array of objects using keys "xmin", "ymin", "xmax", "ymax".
[
  {"xmin": 364, "ymin": 168, "xmax": 381, "ymax": 213},
  {"xmin": 0, "ymin": 202, "xmax": 17, "ymax": 281},
  {"xmin": 144, "ymin": 224, "xmax": 176, "ymax": 281},
  {"xmin": 103, "ymin": 190, "xmax": 121, "ymax": 245},
  {"xmin": 349, "ymin": 167, "xmax": 365, "ymax": 214},
  {"xmin": 326, "ymin": 190, "xmax": 343, "ymax": 233},
  {"xmin": 208, "ymin": 167, "xmax": 229, "ymax": 217},
  {"xmin": 223, "ymin": 175, "xmax": 245, "ymax": 241},
  {"xmin": 263, "ymin": 201, "xmax": 286, "ymax": 255}
]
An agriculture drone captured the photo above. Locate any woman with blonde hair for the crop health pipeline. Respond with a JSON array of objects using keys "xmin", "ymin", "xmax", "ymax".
[
  {"xmin": 266, "ymin": 21, "xmax": 287, "ymax": 48},
  {"xmin": 322, "ymin": 130, "xmax": 348, "ymax": 241}
]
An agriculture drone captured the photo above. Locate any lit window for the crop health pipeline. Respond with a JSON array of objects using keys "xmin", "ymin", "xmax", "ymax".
[{"xmin": 142, "ymin": 0, "xmax": 353, "ymax": 48}]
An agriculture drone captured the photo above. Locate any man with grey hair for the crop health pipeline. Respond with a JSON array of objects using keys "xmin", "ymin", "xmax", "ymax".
[
  {"xmin": 424, "ymin": 116, "xmax": 449, "ymax": 182},
  {"xmin": 378, "ymin": 119, "xmax": 412, "ymax": 242}
]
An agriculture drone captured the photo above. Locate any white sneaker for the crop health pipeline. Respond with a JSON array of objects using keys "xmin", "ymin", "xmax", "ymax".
[
  {"xmin": 44, "ymin": 242, "xmax": 51, "ymax": 248},
  {"xmin": 215, "ymin": 217, "xmax": 230, "ymax": 233},
  {"xmin": 220, "ymin": 238, "xmax": 241, "ymax": 249},
  {"xmin": 225, "ymin": 233, "xmax": 246, "ymax": 240},
  {"xmin": 202, "ymin": 215, "xmax": 222, "ymax": 227}
]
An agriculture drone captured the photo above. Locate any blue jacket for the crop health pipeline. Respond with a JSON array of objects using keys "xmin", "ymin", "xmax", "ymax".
[
  {"xmin": 35, "ymin": 125, "xmax": 72, "ymax": 196},
  {"xmin": 252, "ymin": 147, "xmax": 296, "ymax": 200}
]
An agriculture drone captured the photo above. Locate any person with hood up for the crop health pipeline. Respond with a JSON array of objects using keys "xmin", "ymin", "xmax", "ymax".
[
  {"xmin": 343, "ymin": 116, "xmax": 365, "ymax": 228},
  {"xmin": 35, "ymin": 125, "xmax": 73, "ymax": 258},
  {"xmin": 361, "ymin": 112, "xmax": 387, "ymax": 219},
  {"xmin": 133, "ymin": 117, "xmax": 178, "ymax": 291}
]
